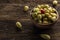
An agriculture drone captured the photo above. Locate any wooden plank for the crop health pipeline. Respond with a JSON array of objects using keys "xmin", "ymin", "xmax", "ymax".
[{"xmin": 0, "ymin": 0, "xmax": 59, "ymax": 40}]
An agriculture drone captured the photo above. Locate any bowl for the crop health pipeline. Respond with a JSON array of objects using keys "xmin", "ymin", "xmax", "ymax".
[{"xmin": 30, "ymin": 4, "xmax": 59, "ymax": 28}]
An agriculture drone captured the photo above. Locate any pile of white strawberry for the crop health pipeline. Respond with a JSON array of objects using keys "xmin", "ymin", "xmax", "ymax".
[{"xmin": 31, "ymin": 4, "xmax": 57, "ymax": 24}]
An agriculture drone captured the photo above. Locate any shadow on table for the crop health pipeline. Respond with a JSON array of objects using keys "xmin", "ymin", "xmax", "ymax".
[{"xmin": 31, "ymin": 24, "xmax": 54, "ymax": 40}]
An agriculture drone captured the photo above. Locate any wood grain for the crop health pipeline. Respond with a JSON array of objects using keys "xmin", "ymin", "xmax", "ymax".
[{"xmin": 0, "ymin": 0, "xmax": 60, "ymax": 40}]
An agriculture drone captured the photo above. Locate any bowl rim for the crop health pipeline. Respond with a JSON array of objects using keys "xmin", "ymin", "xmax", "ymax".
[{"xmin": 30, "ymin": 4, "xmax": 59, "ymax": 25}]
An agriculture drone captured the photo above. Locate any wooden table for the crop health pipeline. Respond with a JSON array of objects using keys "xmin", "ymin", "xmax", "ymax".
[{"xmin": 0, "ymin": 0, "xmax": 60, "ymax": 40}]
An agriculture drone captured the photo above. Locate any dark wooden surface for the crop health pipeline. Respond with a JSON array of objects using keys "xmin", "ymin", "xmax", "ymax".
[{"xmin": 0, "ymin": 0, "xmax": 60, "ymax": 40}]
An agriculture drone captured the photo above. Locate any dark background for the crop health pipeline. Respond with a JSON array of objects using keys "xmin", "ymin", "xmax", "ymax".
[{"xmin": 0, "ymin": 0, "xmax": 60, "ymax": 40}]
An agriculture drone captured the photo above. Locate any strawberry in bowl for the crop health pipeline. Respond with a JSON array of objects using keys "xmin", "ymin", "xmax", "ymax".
[{"xmin": 30, "ymin": 4, "xmax": 59, "ymax": 28}]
